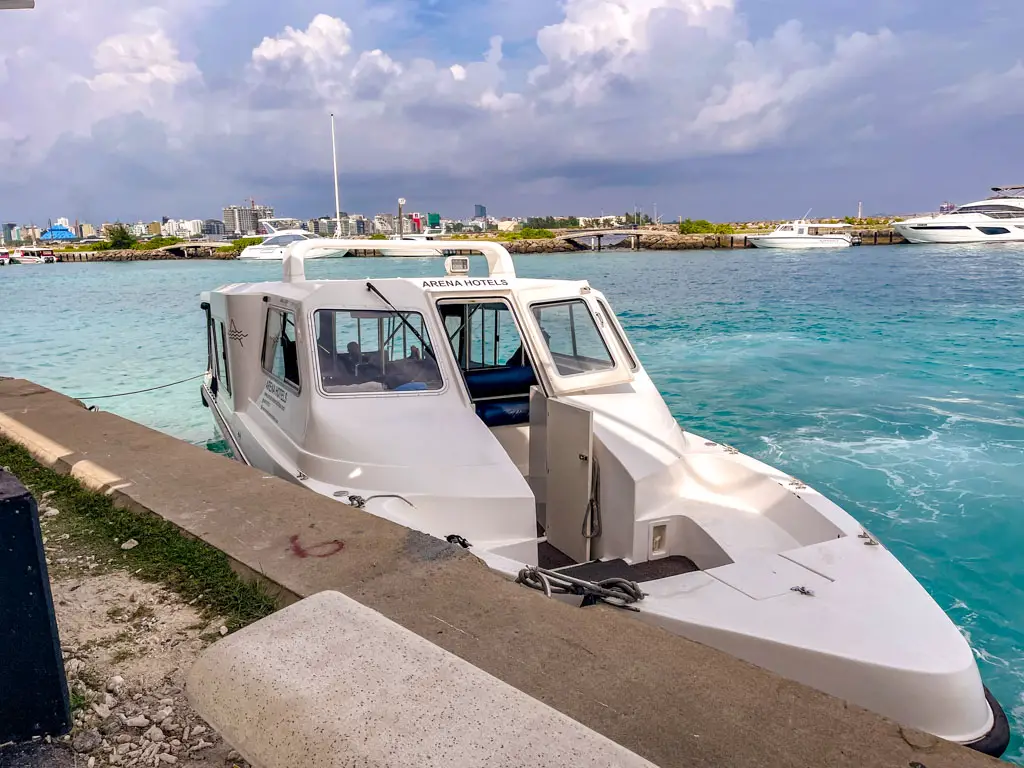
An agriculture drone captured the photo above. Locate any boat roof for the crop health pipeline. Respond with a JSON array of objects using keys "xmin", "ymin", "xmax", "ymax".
[
  {"xmin": 779, "ymin": 220, "xmax": 850, "ymax": 228},
  {"xmin": 259, "ymin": 217, "xmax": 309, "ymax": 234},
  {"xmin": 989, "ymin": 186, "xmax": 1024, "ymax": 198},
  {"xmin": 207, "ymin": 238, "xmax": 596, "ymax": 307},
  {"xmin": 283, "ymin": 238, "xmax": 519, "ymax": 284}
]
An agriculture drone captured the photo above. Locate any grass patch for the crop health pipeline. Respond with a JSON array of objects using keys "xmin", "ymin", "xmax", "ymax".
[
  {"xmin": 69, "ymin": 689, "xmax": 87, "ymax": 714},
  {"xmin": 1, "ymin": 438, "xmax": 277, "ymax": 631},
  {"xmin": 110, "ymin": 647, "xmax": 137, "ymax": 664}
]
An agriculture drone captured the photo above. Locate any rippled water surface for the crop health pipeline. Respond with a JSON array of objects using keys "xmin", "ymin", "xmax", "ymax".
[{"xmin": 3, "ymin": 244, "xmax": 1023, "ymax": 759}]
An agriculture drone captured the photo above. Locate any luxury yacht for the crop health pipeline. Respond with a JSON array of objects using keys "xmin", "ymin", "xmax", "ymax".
[
  {"xmin": 238, "ymin": 219, "xmax": 346, "ymax": 260},
  {"xmin": 894, "ymin": 186, "xmax": 1024, "ymax": 243},
  {"xmin": 197, "ymin": 238, "xmax": 1008, "ymax": 757},
  {"xmin": 747, "ymin": 220, "xmax": 855, "ymax": 249}
]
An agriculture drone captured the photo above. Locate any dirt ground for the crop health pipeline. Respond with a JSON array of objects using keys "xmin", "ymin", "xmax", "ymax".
[{"xmin": 0, "ymin": 495, "xmax": 250, "ymax": 768}]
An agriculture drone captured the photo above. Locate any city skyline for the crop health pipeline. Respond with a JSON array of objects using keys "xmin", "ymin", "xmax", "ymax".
[{"xmin": 1, "ymin": 1, "xmax": 1022, "ymax": 223}]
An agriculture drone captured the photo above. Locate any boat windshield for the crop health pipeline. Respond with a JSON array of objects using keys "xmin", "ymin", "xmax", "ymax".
[
  {"xmin": 948, "ymin": 203, "xmax": 1024, "ymax": 219},
  {"xmin": 531, "ymin": 299, "xmax": 615, "ymax": 377},
  {"xmin": 313, "ymin": 309, "xmax": 443, "ymax": 394}
]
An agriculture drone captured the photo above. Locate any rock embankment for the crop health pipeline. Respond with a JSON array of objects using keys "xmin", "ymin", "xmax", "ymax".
[
  {"xmin": 503, "ymin": 239, "xmax": 579, "ymax": 254},
  {"xmin": 59, "ymin": 248, "xmax": 236, "ymax": 262}
]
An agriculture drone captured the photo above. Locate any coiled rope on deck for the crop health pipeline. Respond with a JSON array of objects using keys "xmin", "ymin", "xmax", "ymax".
[
  {"xmin": 515, "ymin": 566, "xmax": 646, "ymax": 611},
  {"xmin": 74, "ymin": 372, "xmax": 206, "ymax": 401}
]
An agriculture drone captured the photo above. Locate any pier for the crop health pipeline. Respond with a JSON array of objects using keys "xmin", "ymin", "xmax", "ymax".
[{"xmin": 0, "ymin": 377, "xmax": 1001, "ymax": 768}]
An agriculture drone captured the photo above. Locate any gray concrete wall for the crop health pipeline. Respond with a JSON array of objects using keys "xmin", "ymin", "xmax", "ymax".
[{"xmin": 0, "ymin": 378, "xmax": 1002, "ymax": 768}]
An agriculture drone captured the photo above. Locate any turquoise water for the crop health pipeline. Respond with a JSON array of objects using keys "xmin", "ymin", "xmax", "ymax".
[{"xmin": 3, "ymin": 247, "xmax": 1023, "ymax": 759}]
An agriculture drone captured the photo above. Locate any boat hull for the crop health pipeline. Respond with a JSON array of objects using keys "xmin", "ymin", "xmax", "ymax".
[
  {"xmin": 894, "ymin": 221, "xmax": 1024, "ymax": 244},
  {"xmin": 747, "ymin": 236, "xmax": 851, "ymax": 249},
  {"xmin": 200, "ymin": 378, "xmax": 1005, "ymax": 756}
]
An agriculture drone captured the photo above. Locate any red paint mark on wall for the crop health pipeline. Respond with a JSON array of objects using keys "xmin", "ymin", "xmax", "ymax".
[{"xmin": 289, "ymin": 535, "xmax": 345, "ymax": 559}]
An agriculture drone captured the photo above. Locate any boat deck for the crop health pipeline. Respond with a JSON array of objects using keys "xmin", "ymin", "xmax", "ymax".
[{"xmin": 538, "ymin": 540, "xmax": 699, "ymax": 582}]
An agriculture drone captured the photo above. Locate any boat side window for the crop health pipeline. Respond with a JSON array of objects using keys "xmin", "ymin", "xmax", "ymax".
[
  {"xmin": 531, "ymin": 299, "xmax": 615, "ymax": 377},
  {"xmin": 596, "ymin": 299, "xmax": 637, "ymax": 371},
  {"xmin": 262, "ymin": 307, "xmax": 301, "ymax": 390},
  {"xmin": 313, "ymin": 309, "xmax": 443, "ymax": 393},
  {"xmin": 218, "ymin": 321, "xmax": 232, "ymax": 395},
  {"xmin": 779, "ymin": 225, "xmax": 794, "ymax": 232}
]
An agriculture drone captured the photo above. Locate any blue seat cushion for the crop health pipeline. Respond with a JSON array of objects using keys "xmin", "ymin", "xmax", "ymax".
[
  {"xmin": 464, "ymin": 366, "xmax": 537, "ymax": 400},
  {"xmin": 476, "ymin": 397, "xmax": 530, "ymax": 427}
]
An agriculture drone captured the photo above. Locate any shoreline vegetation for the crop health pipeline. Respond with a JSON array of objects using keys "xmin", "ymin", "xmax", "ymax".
[{"xmin": 40, "ymin": 218, "xmax": 906, "ymax": 261}]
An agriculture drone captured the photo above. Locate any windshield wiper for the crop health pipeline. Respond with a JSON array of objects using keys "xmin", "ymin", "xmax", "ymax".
[{"xmin": 365, "ymin": 281, "xmax": 436, "ymax": 360}]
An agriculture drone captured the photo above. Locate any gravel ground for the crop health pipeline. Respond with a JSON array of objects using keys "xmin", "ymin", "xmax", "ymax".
[{"xmin": 0, "ymin": 493, "xmax": 249, "ymax": 768}]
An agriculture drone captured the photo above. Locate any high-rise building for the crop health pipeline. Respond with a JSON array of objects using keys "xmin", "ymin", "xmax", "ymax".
[
  {"xmin": 79, "ymin": 223, "xmax": 97, "ymax": 238},
  {"xmin": 56, "ymin": 216, "xmax": 70, "ymax": 228},
  {"xmin": 223, "ymin": 201, "xmax": 274, "ymax": 236},
  {"xmin": 2, "ymin": 222, "xmax": 16, "ymax": 244},
  {"xmin": 373, "ymin": 214, "xmax": 395, "ymax": 234},
  {"xmin": 474, "ymin": 204, "xmax": 487, "ymax": 219},
  {"xmin": 202, "ymin": 219, "xmax": 226, "ymax": 236},
  {"xmin": 147, "ymin": 221, "xmax": 162, "ymax": 235}
]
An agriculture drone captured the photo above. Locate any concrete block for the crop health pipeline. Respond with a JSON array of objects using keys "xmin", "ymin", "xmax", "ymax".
[{"xmin": 186, "ymin": 590, "xmax": 657, "ymax": 768}]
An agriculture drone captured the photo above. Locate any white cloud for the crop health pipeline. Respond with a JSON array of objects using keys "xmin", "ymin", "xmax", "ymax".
[
  {"xmin": 252, "ymin": 14, "xmax": 353, "ymax": 74},
  {"xmin": 0, "ymin": 0, "xmax": 1022, "ymax": 220}
]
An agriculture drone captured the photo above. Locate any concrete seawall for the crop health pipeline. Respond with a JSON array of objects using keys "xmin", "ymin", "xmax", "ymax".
[{"xmin": 0, "ymin": 378, "xmax": 1001, "ymax": 768}]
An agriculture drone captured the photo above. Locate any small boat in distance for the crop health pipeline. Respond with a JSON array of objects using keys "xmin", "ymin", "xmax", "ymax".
[
  {"xmin": 197, "ymin": 238, "xmax": 1008, "ymax": 757},
  {"xmin": 893, "ymin": 186, "xmax": 1024, "ymax": 243},
  {"xmin": 747, "ymin": 220, "xmax": 854, "ymax": 249}
]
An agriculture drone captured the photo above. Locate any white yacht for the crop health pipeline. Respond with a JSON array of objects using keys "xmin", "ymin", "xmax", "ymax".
[
  {"xmin": 381, "ymin": 225, "xmax": 449, "ymax": 256},
  {"xmin": 747, "ymin": 220, "xmax": 854, "ymax": 249},
  {"xmin": 894, "ymin": 186, "xmax": 1024, "ymax": 243},
  {"xmin": 238, "ymin": 219, "xmax": 346, "ymax": 261},
  {"xmin": 198, "ymin": 238, "xmax": 1008, "ymax": 757}
]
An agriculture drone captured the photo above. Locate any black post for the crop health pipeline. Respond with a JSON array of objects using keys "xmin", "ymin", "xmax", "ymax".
[{"xmin": 0, "ymin": 471, "xmax": 71, "ymax": 744}]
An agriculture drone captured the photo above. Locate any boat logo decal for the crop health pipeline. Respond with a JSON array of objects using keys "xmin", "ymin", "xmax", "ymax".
[
  {"xmin": 228, "ymin": 319, "xmax": 248, "ymax": 347},
  {"xmin": 421, "ymin": 278, "xmax": 509, "ymax": 288}
]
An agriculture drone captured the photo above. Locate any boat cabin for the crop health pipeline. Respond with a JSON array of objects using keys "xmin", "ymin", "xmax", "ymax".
[{"xmin": 201, "ymin": 240, "xmax": 655, "ymax": 568}]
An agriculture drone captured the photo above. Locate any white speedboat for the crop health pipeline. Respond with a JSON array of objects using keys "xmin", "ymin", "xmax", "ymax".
[
  {"xmin": 894, "ymin": 186, "xmax": 1024, "ymax": 243},
  {"xmin": 381, "ymin": 226, "xmax": 449, "ymax": 257},
  {"xmin": 238, "ymin": 219, "xmax": 347, "ymax": 260},
  {"xmin": 747, "ymin": 220, "xmax": 854, "ymax": 249},
  {"xmin": 11, "ymin": 247, "xmax": 55, "ymax": 264},
  {"xmin": 198, "ymin": 238, "xmax": 1008, "ymax": 757}
]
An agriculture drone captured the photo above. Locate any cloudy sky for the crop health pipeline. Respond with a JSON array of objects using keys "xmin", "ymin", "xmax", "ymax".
[{"xmin": 2, "ymin": 0, "xmax": 1022, "ymax": 224}]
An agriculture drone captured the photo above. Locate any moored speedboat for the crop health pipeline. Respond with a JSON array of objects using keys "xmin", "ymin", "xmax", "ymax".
[
  {"xmin": 894, "ymin": 186, "xmax": 1024, "ymax": 243},
  {"xmin": 747, "ymin": 220, "xmax": 854, "ymax": 249},
  {"xmin": 197, "ymin": 238, "xmax": 1008, "ymax": 757}
]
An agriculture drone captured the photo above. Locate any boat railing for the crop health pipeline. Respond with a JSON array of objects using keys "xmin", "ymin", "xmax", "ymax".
[{"xmin": 283, "ymin": 238, "xmax": 517, "ymax": 283}]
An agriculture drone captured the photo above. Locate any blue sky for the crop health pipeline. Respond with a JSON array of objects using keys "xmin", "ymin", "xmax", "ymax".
[{"xmin": 1, "ymin": 0, "xmax": 1022, "ymax": 225}]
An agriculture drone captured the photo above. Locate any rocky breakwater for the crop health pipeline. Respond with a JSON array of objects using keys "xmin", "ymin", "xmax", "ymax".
[
  {"xmin": 636, "ymin": 232, "xmax": 749, "ymax": 250},
  {"xmin": 60, "ymin": 247, "xmax": 237, "ymax": 262},
  {"xmin": 502, "ymin": 238, "xmax": 579, "ymax": 254}
]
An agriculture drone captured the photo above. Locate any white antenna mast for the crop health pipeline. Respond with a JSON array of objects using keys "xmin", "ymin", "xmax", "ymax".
[{"xmin": 330, "ymin": 113, "xmax": 342, "ymax": 239}]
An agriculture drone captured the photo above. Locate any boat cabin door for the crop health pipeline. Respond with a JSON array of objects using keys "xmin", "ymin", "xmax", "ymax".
[{"xmin": 530, "ymin": 389, "xmax": 595, "ymax": 564}]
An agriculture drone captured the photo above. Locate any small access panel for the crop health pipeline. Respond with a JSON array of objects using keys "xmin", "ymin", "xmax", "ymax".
[{"xmin": 544, "ymin": 398, "xmax": 594, "ymax": 564}]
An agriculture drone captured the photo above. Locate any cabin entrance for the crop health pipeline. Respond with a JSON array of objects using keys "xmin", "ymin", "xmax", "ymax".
[{"xmin": 437, "ymin": 298, "xmax": 539, "ymax": 475}]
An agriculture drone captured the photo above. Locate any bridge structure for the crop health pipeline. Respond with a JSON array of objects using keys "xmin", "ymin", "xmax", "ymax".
[{"xmin": 555, "ymin": 229, "xmax": 644, "ymax": 251}]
